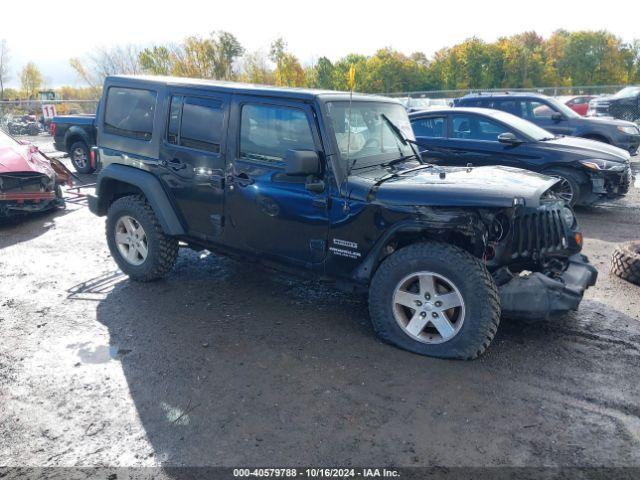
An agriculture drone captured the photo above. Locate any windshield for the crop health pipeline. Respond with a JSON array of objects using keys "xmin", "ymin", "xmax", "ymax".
[
  {"xmin": 613, "ymin": 86, "xmax": 640, "ymax": 99},
  {"xmin": 545, "ymin": 97, "xmax": 580, "ymax": 118},
  {"xmin": 0, "ymin": 129, "xmax": 19, "ymax": 147},
  {"xmin": 483, "ymin": 109, "xmax": 556, "ymax": 141},
  {"xmin": 326, "ymin": 101, "xmax": 415, "ymax": 167}
]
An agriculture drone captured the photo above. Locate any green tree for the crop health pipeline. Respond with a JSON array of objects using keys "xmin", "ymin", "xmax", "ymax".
[{"xmin": 139, "ymin": 46, "xmax": 174, "ymax": 75}]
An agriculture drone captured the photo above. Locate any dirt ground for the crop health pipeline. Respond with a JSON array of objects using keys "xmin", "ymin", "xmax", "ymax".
[{"xmin": 1, "ymin": 136, "xmax": 639, "ymax": 468}]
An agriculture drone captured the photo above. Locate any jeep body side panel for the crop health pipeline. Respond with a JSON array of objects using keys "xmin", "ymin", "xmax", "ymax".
[{"xmin": 91, "ymin": 163, "xmax": 186, "ymax": 235}]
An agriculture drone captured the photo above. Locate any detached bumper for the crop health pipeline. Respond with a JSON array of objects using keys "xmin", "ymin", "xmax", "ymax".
[{"xmin": 498, "ymin": 254, "xmax": 598, "ymax": 319}]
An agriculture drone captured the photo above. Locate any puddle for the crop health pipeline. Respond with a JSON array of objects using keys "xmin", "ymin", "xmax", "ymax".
[{"xmin": 76, "ymin": 345, "xmax": 131, "ymax": 364}]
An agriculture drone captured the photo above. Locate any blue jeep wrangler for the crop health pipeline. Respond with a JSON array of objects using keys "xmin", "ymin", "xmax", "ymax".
[{"xmin": 88, "ymin": 75, "xmax": 597, "ymax": 359}]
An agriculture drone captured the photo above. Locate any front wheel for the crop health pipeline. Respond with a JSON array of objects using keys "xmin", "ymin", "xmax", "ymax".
[
  {"xmin": 544, "ymin": 168, "xmax": 582, "ymax": 206},
  {"xmin": 368, "ymin": 242, "xmax": 500, "ymax": 359},
  {"xmin": 106, "ymin": 195, "xmax": 179, "ymax": 281}
]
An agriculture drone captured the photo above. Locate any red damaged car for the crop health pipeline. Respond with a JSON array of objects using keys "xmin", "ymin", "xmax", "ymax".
[{"xmin": 0, "ymin": 129, "xmax": 73, "ymax": 218}]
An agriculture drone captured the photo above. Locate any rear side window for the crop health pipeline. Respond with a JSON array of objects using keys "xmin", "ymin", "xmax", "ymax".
[
  {"xmin": 240, "ymin": 104, "xmax": 315, "ymax": 163},
  {"xmin": 411, "ymin": 117, "xmax": 445, "ymax": 138},
  {"xmin": 167, "ymin": 96, "xmax": 224, "ymax": 153},
  {"xmin": 490, "ymin": 100, "xmax": 523, "ymax": 117},
  {"xmin": 104, "ymin": 87, "xmax": 157, "ymax": 140}
]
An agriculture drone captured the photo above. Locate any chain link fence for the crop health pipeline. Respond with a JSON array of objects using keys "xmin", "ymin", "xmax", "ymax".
[{"xmin": 0, "ymin": 99, "xmax": 99, "ymax": 136}]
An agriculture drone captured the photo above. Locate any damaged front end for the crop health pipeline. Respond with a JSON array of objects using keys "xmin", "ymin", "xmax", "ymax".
[
  {"xmin": 481, "ymin": 196, "xmax": 597, "ymax": 319},
  {"xmin": 0, "ymin": 133, "xmax": 73, "ymax": 218}
]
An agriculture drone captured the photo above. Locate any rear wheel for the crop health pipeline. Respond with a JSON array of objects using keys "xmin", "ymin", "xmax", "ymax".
[
  {"xmin": 544, "ymin": 168, "xmax": 582, "ymax": 206},
  {"xmin": 368, "ymin": 242, "xmax": 500, "ymax": 359},
  {"xmin": 69, "ymin": 141, "xmax": 94, "ymax": 174},
  {"xmin": 106, "ymin": 195, "xmax": 179, "ymax": 281}
]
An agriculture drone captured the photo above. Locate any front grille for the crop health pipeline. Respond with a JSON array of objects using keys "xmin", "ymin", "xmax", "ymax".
[{"xmin": 511, "ymin": 209, "xmax": 566, "ymax": 259}]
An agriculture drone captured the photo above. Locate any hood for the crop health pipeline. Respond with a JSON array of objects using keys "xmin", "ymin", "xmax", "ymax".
[
  {"xmin": 542, "ymin": 136, "xmax": 631, "ymax": 163},
  {"xmin": 572, "ymin": 114, "xmax": 638, "ymax": 130},
  {"xmin": 353, "ymin": 165, "xmax": 558, "ymax": 208},
  {"xmin": 0, "ymin": 144, "xmax": 55, "ymax": 178}
]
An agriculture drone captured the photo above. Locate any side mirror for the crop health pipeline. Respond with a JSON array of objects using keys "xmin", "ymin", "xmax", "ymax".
[
  {"xmin": 551, "ymin": 112, "xmax": 564, "ymax": 122},
  {"xmin": 285, "ymin": 150, "xmax": 320, "ymax": 176},
  {"xmin": 497, "ymin": 132, "xmax": 522, "ymax": 145}
]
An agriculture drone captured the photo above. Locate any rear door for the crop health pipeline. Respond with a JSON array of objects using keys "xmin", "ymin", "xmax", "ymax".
[
  {"xmin": 221, "ymin": 95, "xmax": 329, "ymax": 265},
  {"xmin": 158, "ymin": 90, "xmax": 230, "ymax": 240}
]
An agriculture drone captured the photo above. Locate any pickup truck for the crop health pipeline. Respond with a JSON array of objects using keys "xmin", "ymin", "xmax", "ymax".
[
  {"xmin": 88, "ymin": 75, "xmax": 597, "ymax": 359},
  {"xmin": 51, "ymin": 114, "xmax": 97, "ymax": 173}
]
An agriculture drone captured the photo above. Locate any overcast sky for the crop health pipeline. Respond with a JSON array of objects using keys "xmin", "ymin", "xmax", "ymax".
[{"xmin": 2, "ymin": 0, "xmax": 639, "ymax": 87}]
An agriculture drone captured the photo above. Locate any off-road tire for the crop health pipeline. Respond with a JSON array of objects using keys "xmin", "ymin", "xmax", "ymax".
[
  {"xmin": 610, "ymin": 241, "xmax": 640, "ymax": 286},
  {"xmin": 106, "ymin": 195, "xmax": 179, "ymax": 282},
  {"xmin": 69, "ymin": 141, "xmax": 94, "ymax": 174},
  {"xmin": 368, "ymin": 242, "xmax": 501, "ymax": 360},
  {"xmin": 544, "ymin": 167, "xmax": 583, "ymax": 207}
]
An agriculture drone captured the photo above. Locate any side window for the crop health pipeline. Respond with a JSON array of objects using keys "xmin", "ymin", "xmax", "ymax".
[
  {"xmin": 104, "ymin": 87, "xmax": 157, "ymax": 140},
  {"xmin": 166, "ymin": 95, "xmax": 224, "ymax": 153},
  {"xmin": 523, "ymin": 100, "xmax": 556, "ymax": 119},
  {"xmin": 240, "ymin": 104, "xmax": 315, "ymax": 163},
  {"xmin": 452, "ymin": 115, "xmax": 509, "ymax": 141},
  {"xmin": 490, "ymin": 100, "xmax": 522, "ymax": 117},
  {"xmin": 411, "ymin": 117, "xmax": 445, "ymax": 138}
]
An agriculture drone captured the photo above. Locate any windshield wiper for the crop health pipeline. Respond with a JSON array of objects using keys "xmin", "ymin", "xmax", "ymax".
[{"xmin": 379, "ymin": 113, "xmax": 422, "ymax": 163}]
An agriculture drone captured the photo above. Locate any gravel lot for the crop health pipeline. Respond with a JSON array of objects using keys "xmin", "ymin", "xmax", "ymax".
[{"xmin": 1, "ymin": 136, "xmax": 639, "ymax": 468}]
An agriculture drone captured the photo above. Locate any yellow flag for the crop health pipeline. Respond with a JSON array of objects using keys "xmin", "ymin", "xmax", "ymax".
[{"xmin": 348, "ymin": 65, "xmax": 356, "ymax": 90}]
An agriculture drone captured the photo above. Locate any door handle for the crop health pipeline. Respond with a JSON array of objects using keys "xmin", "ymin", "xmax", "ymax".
[
  {"xmin": 232, "ymin": 172, "xmax": 255, "ymax": 186},
  {"xmin": 168, "ymin": 158, "xmax": 186, "ymax": 171}
]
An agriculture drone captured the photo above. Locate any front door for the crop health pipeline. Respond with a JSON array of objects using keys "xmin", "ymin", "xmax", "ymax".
[
  {"xmin": 521, "ymin": 99, "xmax": 574, "ymax": 136},
  {"xmin": 443, "ymin": 113, "xmax": 528, "ymax": 168},
  {"xmin": 158, "ymin": 91, "xmax": 230, "ymax": 239},
  {"xmin": 222, "ymin": 96, "xmax": 329, "ymax": 266}
]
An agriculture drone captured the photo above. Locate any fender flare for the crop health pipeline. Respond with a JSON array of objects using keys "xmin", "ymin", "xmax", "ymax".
[
  {"xmin": 64, "ymin": 126, "xmax": 92, "ymax": 151},
  {"xmin": 92, "ymin": 163, "xmax": 186, "ymax": 236}
]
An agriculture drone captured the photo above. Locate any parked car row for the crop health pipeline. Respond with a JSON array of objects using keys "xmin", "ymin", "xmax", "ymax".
[
  {"xmin": 410, "ymin": 106, "xmax": 633, "ymax": 206},
  {"xmin": 454, "ymin": 92, "xmax": 640, "ymax": 155}
]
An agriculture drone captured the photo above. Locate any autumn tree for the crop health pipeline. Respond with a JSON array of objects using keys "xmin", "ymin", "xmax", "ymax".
[
  {"xmin": 239, "ymin": 50, "xmax": 275, "ymax": 85},
  {"xmin": 269, "ymin": 38, "xmax": 305, "ymax": 87},
  {"xmin": 20, "ymin": 62, "xmax": 43, "ymax": 99}
]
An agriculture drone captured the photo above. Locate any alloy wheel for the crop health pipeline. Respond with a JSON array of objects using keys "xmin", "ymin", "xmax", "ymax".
[
  {"xmin": 551, "ymin": 176, "xmax": 574, "ymax": 204},
  {"xmin": 115, "ymin": 215, "xmax": 148, "ymax": 266},
  {"xmin": 72, "ymin": 147, "xmax": 87, "ymax": 169},
  {"xmin": 392, "ymin": 271, "xmax": 465, "ymax": 344}
]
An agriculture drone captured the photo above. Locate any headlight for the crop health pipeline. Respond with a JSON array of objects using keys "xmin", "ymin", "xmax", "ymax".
[
  {"xmin": 618, "ymin": 125, "xmax": 640, "ymax": 135},
  {"xmin": 561, "ymin": 206, "xmax": 577, "ymax": 229},
  {"xmin": 579, "ymin": 159, "xmax": 625, "ymax": 171}
]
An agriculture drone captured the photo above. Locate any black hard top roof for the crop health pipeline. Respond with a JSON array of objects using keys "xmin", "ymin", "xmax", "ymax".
[{"xmin": 106, "ymin": 75, "xmax": 397, "ymax": 103}]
